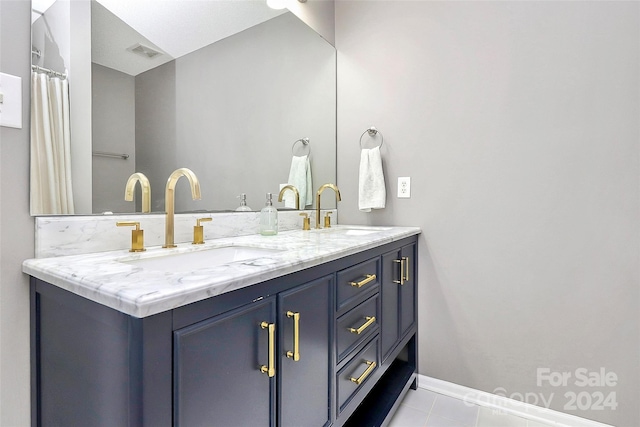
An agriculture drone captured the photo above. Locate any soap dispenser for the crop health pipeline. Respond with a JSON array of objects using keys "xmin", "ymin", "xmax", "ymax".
[
  {"xmin": 235, "ymin": 193, "xmax": 252, "ymax": 212},
  {"xmin": 260, "ymin": 193, "xmax": 278, "ymax": 236}
]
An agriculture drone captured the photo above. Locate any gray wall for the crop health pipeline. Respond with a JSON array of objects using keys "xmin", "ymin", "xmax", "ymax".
[
  {"xmin": 335, "ymin": 1, "xmax": 639, "ymax": 426},
  {"xmin": 69, "ymin": 0, "xmax": 92, "ymax": 213},
  {"xmin": 136, "ymin": 12, "xmax": 336, "ymax": 212},
  {"xmin": 0, "ymin": 1, "xmax": 34, "ymax": 426},
  {"xmin": 92, "ymin": 63, "xmax": 136, "ymax": 213},
  {"xmin": 288, "ymin": 0, "xmax": 335, "ymax": 45}
]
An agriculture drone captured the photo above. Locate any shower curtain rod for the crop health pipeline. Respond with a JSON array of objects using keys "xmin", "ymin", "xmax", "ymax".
[{"xmin": 31, "ymin": 65, "xmax": 67, "ymax": 79}]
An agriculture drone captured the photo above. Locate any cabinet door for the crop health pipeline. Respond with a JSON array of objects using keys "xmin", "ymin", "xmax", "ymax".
[
  {"xmin": 174, "ymin": 298, "xmax": 276, "ymax": 427},
  {"xmin": 381, "ymin": 243, "xmax": 417, "ymax": 363},
  {"xmin": 279, "ymin": 275, "xmax": 332, "ymax": 427},
  {"xmin": 399, "ymin": 243, "xmax": 416, "ymax": 338},
  {"xmin": 381, "ymin": 249, "xmax": 401, "ymax": 362}
]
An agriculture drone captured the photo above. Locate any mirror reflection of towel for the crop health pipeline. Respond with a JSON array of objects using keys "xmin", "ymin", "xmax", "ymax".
[
  {"xmin": 285, "ymin": 155, "xmax": 312, "ymax": 208},
  {"xmin": 359, "ymin": 146, "xmax": 386, "ymax": 212}
]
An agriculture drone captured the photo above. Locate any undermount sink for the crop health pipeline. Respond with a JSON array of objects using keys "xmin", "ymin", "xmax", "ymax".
[{"xmin": 121, "ymin": 246, "xmax": 282, "ymax": 273}]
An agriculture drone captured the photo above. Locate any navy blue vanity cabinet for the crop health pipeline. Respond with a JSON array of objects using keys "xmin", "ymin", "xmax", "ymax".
[
  {"xmin": 173, "ymin": 297, "xmax": 277, "ymax": 427},
  {"xmin": 338, "ymin": 240, "xmax": 418, "ymax": 427},
  {"xmin": 381, "ymin": 243, "xmax": 417, "ymax": 364},
  {"xmin": 173, "ymin": 274, "xmax": 333, "ymax": 427},
  {"xmin": 278, "ymin": 275, "xmax": 333, "ymax": 427},
  {"xmin": 30, "ymin": 234, "xmax": 418, "ymax": 427},
  {"xmin": 30, "ymin": 279, "xmax": 174, "ymax": 427}
]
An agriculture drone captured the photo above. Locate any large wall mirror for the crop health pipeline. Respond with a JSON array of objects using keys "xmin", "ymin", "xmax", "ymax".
[{"xmin": 30, "ymin": 0, "xmax": 336, "ymax": 215}]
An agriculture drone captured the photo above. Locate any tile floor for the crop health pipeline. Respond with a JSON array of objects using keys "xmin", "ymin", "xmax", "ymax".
[{"xmin": 388, "ymin": 388, "xmax": 556, "ymax": 427}]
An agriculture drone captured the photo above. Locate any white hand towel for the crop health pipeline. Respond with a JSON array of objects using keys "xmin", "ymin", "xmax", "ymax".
[
  {"xmin": 359, "ymin": 146, "xmax": 386, "ymax": 212},
  {"xmin": 284, "ymin": 155, "xmax": 313, "ymax": 208}
]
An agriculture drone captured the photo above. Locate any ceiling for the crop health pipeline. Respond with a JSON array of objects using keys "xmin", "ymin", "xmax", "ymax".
[
  {"xmin": 31, "ymin": 0, "xmax": 57, "ymax": 23},
  {"xmin": 91, "ymin": 0, "xmax": 286, "ymax": 76}
]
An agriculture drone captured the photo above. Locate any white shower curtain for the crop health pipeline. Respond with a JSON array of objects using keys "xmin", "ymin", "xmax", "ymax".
[{"xmin": 30, "ymin": 72, "xmax": 75, "ymax": 214}]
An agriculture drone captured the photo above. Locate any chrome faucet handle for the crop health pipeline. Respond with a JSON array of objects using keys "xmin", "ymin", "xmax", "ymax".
[
  {"xmin": 116, "ymin": 221, "xmax": 146, "ymax": 252},
  {"xmin": 192, "ymin": 217, "xmax": 212, "ymax": 245}
]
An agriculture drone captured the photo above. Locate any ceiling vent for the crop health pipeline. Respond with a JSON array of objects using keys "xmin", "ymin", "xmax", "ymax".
[{"xmin": 127, "ymin": 43, "xmax": 163, "ymax": 59}]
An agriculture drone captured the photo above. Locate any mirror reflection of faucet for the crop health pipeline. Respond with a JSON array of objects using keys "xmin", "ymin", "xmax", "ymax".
[
  {"xmin": 278, "ymin": 185, "xmax": 300, "ymax": 210},
  {"xmin": 164, "ymin": 168, "xmax": 201, "ymax": 248},
  {"xmin": 316, "ymin": 183, "xmax": 341, "ymax": 229},
  {"xmin": 124, "ymin": 172, "xmax": 151, "ymax": 213}
]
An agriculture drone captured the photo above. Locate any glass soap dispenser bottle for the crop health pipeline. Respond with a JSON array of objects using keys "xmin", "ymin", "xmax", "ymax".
[
  {"xmin": 260, "ymin": 193, "xmax": 278, "ymax": 236},
  {"xmin": 235, "ymin": 193, "xmax": 252, "ymax": 212}
]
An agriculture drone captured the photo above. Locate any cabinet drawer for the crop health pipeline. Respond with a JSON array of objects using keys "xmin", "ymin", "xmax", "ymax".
[
  {"xmin": 336, "ymin": 294, "xmax": 379, "ymax": 362},
  {"xmin": 336, "ymin": 337, "xmax": 379, "ymax": 414},
  {"xmin": 336, "ymin": 257, "xmax": 379, "ymax": 312}
]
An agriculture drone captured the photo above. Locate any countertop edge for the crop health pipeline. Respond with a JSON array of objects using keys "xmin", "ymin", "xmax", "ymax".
[{"xmin": 24, "ymin": 226, "xmax": 421, "ymax": 318}]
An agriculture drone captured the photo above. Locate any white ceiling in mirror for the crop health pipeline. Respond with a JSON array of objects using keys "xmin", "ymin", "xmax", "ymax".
[
  {"xmin": 93, "ymin": 0, "xmax": 286, "ymax": 76},
  {"xmin": 91, "ymin": 1, "xmax": 174, "ymax": 76},
  {"xmin": 31, "ymin": 0, "xmax": 57, "ymax": 23}
]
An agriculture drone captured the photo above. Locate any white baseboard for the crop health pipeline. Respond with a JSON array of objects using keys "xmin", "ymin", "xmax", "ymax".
[{"xmin": 417, "ymin": 375, "xmax": 615, "ymax": 427}]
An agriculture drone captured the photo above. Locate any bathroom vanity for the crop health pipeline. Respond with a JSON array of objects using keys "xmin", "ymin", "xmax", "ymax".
[{"xmin": 25, "ymin": 225, "xmax": 420, "ymax": 427}]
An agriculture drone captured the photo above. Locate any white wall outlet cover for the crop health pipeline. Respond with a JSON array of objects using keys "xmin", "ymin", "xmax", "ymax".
[
  {"xmin": 0, "ymin": 73, "xmax": 23, "ymax": 129},
  {"xmin": 398, "ymin": 176, "xmax": 411, "ymax": 198}
]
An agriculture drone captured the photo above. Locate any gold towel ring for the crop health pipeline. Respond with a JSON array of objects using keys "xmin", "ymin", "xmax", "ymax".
[
  {"xmin": 359, "ymin": 127, "xmax": 384, "ymax": 149},
  {"xmin": 291, "ymin": 138, "xmax": 311, "ymax": 157}
]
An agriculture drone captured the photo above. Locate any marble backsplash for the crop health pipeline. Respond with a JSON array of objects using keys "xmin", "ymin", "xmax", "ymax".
[{"xmin": 35, "ymin": 209, "xmax": 336, "ymax": 258}]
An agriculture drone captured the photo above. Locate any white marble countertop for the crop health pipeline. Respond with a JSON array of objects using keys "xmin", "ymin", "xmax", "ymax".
[{"xmin": 23, "ymin": 225, "xmax": 420, "ymax": 318}]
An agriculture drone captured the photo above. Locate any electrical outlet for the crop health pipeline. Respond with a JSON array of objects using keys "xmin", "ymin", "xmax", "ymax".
[{"xmin": 397, "ymin": 177, "xmax": 411, "ymax": 198}]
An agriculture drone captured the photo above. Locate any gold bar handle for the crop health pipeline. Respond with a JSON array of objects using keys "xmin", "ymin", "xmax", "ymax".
[
  {"xmin": 403, "ymin": 256, "xmax": 410, "ymax": 282},
  {"xmin": 192, "ymin": 217, "xmax": 212, "ymax": 245},
  {"xmin": 259, "ymin": 322, "xmax": 276, "ymax": 377},
  {"xmin": 286, "ymin": 311, "xmax": 300, "ymax": 361},
  {"xmin": 348, "ymin": 316, "xmax": 376, "ymax": 335},
  {"xmin": 393, "ymin": 259, "xmax": 405, "ymax": 285},
  {"xmin": 116, "ymin": 221, "xmax": 145, "ymax": 253},
  {"xmin": 349, "ymin": 274, "xmax": 376, "ymax": 288},
  {"xmin": 349, "ymin": 360, "xmax": 376, "ymax": 385}
]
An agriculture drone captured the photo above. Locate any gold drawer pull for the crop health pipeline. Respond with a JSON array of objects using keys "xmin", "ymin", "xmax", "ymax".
[
  {"xmin": 403, "ymin": 256, "xmax": 410, "ymax": 282},
  {"xmin": 393, "ymin": 259, "xmax": 405, "ymax": 285},
  {"xmin": 349, "ymin": 274, "xmax": 376, "ymax": 288},
  {"xmin": 259, "ymin": 322, "xmax": 276, "ymax": 377},
  {"xmin": 348, "ymin": 316, "xmax": 376, "ymax": 335},
  {"xmin": 286, "ymin": 311, "xmax": 300, "ymax": 361},
  {"xmin": 349, "ymin": 360, "xmax": 376, "ymax": 385}
]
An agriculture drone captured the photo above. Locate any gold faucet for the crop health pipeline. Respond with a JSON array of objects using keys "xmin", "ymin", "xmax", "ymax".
[
  {"xmin": 164, "ymin": 168, "xmax": 201, "ymax": 248},
  {"xmin": 116, "ymin": 221, "xmax": 145, "ymax": 252},
  {"xmin": 278, "ymin": 185, "xmax": 300, "ymax": 210},
  {"xmin": 299, "ymin": 213, "xmax": 311, "ymax": 230},
  {"xmin": 124, "ymin": 173, "xmax": 151, "ymax": 213},
  {"xmin": 192, "ymin": 217, "xmax": 212, "ymax": 245},
  {"xmin": 315, "ymin": 183, "xmax": 341, "ymax": 229}
]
